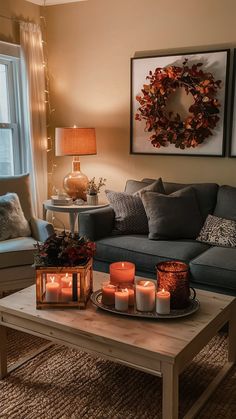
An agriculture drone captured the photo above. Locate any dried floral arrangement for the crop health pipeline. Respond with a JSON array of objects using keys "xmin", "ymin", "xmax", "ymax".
[
  {"xmin": 135, "ymin": 59, "xmax": 222, "ymax": 150},
  {"xmin": 34, "ymin": 232, "xmax": 96, "ymax": 267},
  {"xmin": 86, "ymin": 177, "xmax": 106, "ymax": 195}
]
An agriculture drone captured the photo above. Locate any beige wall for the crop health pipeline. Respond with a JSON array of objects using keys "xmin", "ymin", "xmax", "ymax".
[
  {"xmin": 0, "ymin": 0, "xmax": 40, "ymax": 44},
  {"xmin": 45, "ymin": 0, "xmax": 236, "ymax": 201}
]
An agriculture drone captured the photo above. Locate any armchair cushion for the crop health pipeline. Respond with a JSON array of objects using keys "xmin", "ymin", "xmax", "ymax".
[
  {"xmin": 0, "ymin": 193, "xmax": 31, "ymax": 241},
  {"xmin": 0, "ymin": 237, "xmax": 36, "ymax": 268}
]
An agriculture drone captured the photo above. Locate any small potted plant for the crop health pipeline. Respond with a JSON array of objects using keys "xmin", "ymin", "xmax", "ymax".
[{"xmin": 86, "ymin": 177, "xmax": 106, "ymax": 205}]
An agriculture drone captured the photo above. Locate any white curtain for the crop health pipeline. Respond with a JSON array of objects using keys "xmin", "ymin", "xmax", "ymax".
[{"xmin": 20, "ymin": 22, "xmax": 47, "ymax": 218}]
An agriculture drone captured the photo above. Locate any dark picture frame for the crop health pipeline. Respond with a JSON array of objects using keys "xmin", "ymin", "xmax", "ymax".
[
  {"xmin": 130, "ymin": 49, "xmax": 230, "ymax": 157},
  {"xmin": 229, "ymin": 49, "xmax": 236, "ymax": 157}
]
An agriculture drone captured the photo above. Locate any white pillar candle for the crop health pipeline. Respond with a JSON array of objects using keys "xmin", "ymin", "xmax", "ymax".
[
  {"xmin": 115, "ymin": 289, "xmax": 129, "ymax": 311},
  {"xmin": 156, "ymin": 289, "xmax": 171, "ymax": 314},
  {"xmin": 45, "ymin": 276, "xmax": 60, "ymax": 302},
  {"xmin": 136, "ymin": 280, "xmax": 155, "ymax": 312}
]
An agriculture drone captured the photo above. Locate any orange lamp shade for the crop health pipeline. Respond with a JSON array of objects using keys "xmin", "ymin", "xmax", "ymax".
[{"xmin": 55, "ymin": 127, "xmax": 97, "ymax": 156}]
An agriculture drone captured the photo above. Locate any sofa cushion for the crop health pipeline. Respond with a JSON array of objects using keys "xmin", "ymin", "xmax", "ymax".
[
  {"xmin": 214, "ymin": 185, "xmax": 236, "ymax": 220},
  {"xmin": 141, "ymin": 187, "xmax": 203, "ymax": 240},
  {"xmin": 95, "ymin": 234, "xmax": 209, "ymax": 274},
  {"xmin": 142, "ymin": 179, "xmax": 218, "ymax": 221},
  {"xmin": 105, "ymin": 190, "xmax": 149, "ymax": 234},
  {"xmin": 0, "ymin": 237, "xmax": 36, "ymax": 268},
  {"xmin": 190, "ymin": 246, "xmax": 236, "ymax": 292},
  {"xmin": 197, "ymin": 214, "xmax": 236, "ymax": 247},
  {"xmin": 0, "ymin": 193, "xmax": 31, "ymax": 241}
]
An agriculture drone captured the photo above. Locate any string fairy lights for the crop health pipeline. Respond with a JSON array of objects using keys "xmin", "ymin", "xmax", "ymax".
[{"xmin": 40, "ymin": 0, "xmax": 57, "ymax": 195}]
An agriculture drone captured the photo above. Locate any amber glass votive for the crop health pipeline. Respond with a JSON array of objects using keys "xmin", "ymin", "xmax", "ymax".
[
  {"xmin": 101, "ymin": 282, "xmax": 116, "ymax": 306},
  {"xmin": 110, "ymin": 261, "xmax": 135, "ymax": 285},
  {"xmin": 156, "ymin": 261, "xmax": 190, "ymax": 309}
]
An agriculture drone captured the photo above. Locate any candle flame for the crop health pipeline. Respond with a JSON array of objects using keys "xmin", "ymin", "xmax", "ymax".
[
  {"xmin": 66, "ymin": 273, "xmax": 68, "ymax": 278},
  {"xmin": 69, "ymin": 281, "xmax": 72, "ymax": 287},
  {"xmin": 123, "ymin": 288, "xmax": 128, "ymax": 293},
  {"xmin": 162, "ymin": 288, "xmax": 165, "ymax": 293},
  {"xmin": 144, "ymin": 281, "xmax": 150, "ymax": 287},
  {"xmin": 121, "ymin": 262, "xmax": 125, "ymax": 268},
  {"xmin": 50, "ymin": 276, "xmax": 55, "ymax": 283}
]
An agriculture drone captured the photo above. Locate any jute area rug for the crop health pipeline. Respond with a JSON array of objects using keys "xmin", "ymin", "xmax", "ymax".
[{"xmin": 0, "ymin": 330, "xmax": 235, "ymax": 419}]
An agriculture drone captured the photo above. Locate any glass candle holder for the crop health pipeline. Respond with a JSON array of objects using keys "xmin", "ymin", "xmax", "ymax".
[
  {"xmin": 110, "ymin": 261, "xmax": 135, "ymax": 285},
  {"xmin": 156, "ymin": 261, "xmax": 190, "ymax": 309}
]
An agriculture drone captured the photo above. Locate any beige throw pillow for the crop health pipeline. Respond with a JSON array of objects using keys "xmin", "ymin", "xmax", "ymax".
[{"xmin": 0, "ymin": 193, "xmax": 31, "ymax": 241}]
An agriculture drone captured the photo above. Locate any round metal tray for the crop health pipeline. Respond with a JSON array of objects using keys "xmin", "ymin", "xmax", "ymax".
[{"xmin": 90, "ymin": 290, "xmax": 200, "ymax": 319}]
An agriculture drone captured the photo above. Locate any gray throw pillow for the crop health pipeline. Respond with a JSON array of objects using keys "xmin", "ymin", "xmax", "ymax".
[
  {"xmin": 141, "ymin": 187, "xmax": 203, "ymax": 240},
  {"xmin": 133, "ymin": 179, "xmax": 165, "ymax": 197},
  {"xmin": 197, "ymin": 214, "xmax": 236, "ymax": 247},
  {"xmin": 105, "ymin": 190, "xmax": 149, "ymax": 234},
  {"xmin": 214, "ymin": 185, "xmax": 236, "ymax": 221},
  {"xmin": 0, "ymin": 193, "xmax": 31, "ymax": 241},
  {"xmin": 125, "ymin": 177, "xmax": 164, "ymax": 195}
]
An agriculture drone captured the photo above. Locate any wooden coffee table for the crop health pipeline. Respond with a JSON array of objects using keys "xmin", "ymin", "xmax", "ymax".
[{"xmin": 0, "ymin": 271, "xmax": 235, "ymax": 419}]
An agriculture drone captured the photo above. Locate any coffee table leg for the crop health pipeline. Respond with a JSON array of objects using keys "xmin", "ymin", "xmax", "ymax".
[
  {"xmin": 162, "ymin": 363, "xmax": 179, "ymax": 419},
  {"xmin": 0, "ymin": 325, "xmax": 7, "ymax": 379},
  {"xmin": 228, "ymin": 303, "xmax": 236, "ymax": 363}
]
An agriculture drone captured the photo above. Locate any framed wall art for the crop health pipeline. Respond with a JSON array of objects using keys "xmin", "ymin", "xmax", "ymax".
[
  {"xmin": 130, "ymin": 49, "xmax": 230, "ymax": 157},
  {"xmin": 229, "ymin": 49, "xmax": 236, "ymax": 157}
]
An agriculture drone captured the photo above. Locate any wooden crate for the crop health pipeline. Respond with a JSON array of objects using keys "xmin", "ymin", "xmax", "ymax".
[{"xmin": 36, "ymin": 259, "xmax": 93, "ymax": 309}]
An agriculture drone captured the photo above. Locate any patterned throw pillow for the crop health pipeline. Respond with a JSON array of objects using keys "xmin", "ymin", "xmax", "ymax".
[
  {"xmin": 105, "ymin": 191, "xmax": 149, "ymax": 234},
  {"xmin": 197, "ymin": 214, "xmax": 236, "ymax": 247},
  {"xmin": 105, "ymin": 179, "xmax": 165, "ymax": 235},
  {"xmin": 0, "ymin": 193, "xmax": 31, "ymax": 241}
]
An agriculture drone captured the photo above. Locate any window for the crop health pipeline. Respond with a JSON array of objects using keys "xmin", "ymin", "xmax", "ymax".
[{"xmin": 0, "ymin": 42, "xmax": 24, "ymax": 176}]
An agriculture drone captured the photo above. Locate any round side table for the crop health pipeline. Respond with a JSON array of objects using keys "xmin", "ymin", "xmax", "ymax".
[{"xmin": 43, "ymin": 200, "xmax": 108, "ymax": 236}]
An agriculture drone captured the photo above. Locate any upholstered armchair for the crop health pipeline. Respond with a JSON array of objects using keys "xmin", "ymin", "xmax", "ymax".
[{"xmin": 0, "ymin": 174, "xmax": 54, "ymax": 293}]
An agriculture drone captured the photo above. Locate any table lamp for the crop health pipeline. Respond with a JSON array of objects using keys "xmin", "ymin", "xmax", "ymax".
[{"xmin": 55, "ymin": 127, "xmax": 96, "ymax": 200}]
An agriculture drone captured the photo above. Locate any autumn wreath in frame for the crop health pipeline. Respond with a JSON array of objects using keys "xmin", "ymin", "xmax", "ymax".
[
  {"xmin": 135, "ymin": 59, "xmax": 222, "ymax": 150},
  {"xmin": 130, "ymin": 49, "xmax": 230, "ymax": 157}
]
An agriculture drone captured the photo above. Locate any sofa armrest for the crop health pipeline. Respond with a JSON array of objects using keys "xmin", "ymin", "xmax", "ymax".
[
  {"xmin": 30, "ymin": 217, "xmax": 54, "ymax": 242},
  {"xmin": 79, "ymin": 206, "xmax": 114, "ymax": 241}
]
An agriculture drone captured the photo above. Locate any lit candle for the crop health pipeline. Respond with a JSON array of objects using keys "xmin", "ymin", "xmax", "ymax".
[
  {"xmin": 110, "ymin": 261, "xmax": 135, "ymax": 285},
  {"xmin": 45, "ymin": 276, "xmax": 60, "ymax": 302},
  {"xmin": 156, "ymin": 289, "xmax": 171, "ymax": 314},
  {"xmin": 61, "ymin": 283, "xmax": 80, "ymax": 302},
  {"xmin": 102, "ymin": 282, "xmax": 116, "ymax": 306},
  {"xmin": 135, "ymin": 280, "xmax": 155, "ymax": 312},
  {"xmin": 115, "ymin": 289, "xmax": 129, "ymax": 311},
  {"xmin": 61, "ymin": 273, "xmax": 72, "ymax": 288},
  {"xmin": 61, "ymin": 287, "xmax": 72, "ymax": 302},
  {"xmin": 127, "ymin": 287, "xmax": 134, "ymax": 306}
]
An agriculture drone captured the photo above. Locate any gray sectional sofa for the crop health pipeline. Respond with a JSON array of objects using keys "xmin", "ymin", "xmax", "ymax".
[{"xmin": 79, "ymin": 179, "xmax": 236, "ymax": 296}]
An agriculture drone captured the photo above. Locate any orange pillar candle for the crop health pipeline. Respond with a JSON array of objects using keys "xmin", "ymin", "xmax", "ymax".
[
  {"xmin": 135, "ymin": 280, "xmax": 155, "ymax": 312},
  {"xmin": 156, "ymin": 289, "xmax": 170, "ymax": 314},
  {"xmin": 45, "ymin": 276, "xmax": 60, "ymax": 302},
  {"xmin": 61, "ymin": 273, "xmax": 73, "ymax": 288},
  {"xmin": 61, "ymin": 286, "xmax": 80, "ymax": 302},
  {"xmin": 102, "ymin": 282, "xmax": 116, "ymax": 306},
  {"xmin": 110, "ymin": 262, "xmax": 135, "ymax": 285},
  {"xmin": 115, "ymin": 289, "xmax": 129, "ymax": 311}
]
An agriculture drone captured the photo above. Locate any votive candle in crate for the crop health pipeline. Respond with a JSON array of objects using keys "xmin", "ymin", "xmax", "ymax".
[
  {"xmin": 110, "ymin": 261, "xmax": 135, "ymax": 285},
  {"xmin": 61, "ymin": 273, "xmax": 73, "ymax": 288},
  {"xmin": 115, "ymin": 289, "xmax": 129, "ymax": 311},
  {"xmin": 156, "ymin": 289, "xmax": 170, "ymax": 314},
  {"xmin": 135, "ymin": 280, "xmax": 155, "ymax": 312},
  {"xmin": 102, "ymin": 282, "xmax": 116, "ymax": 306}
]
